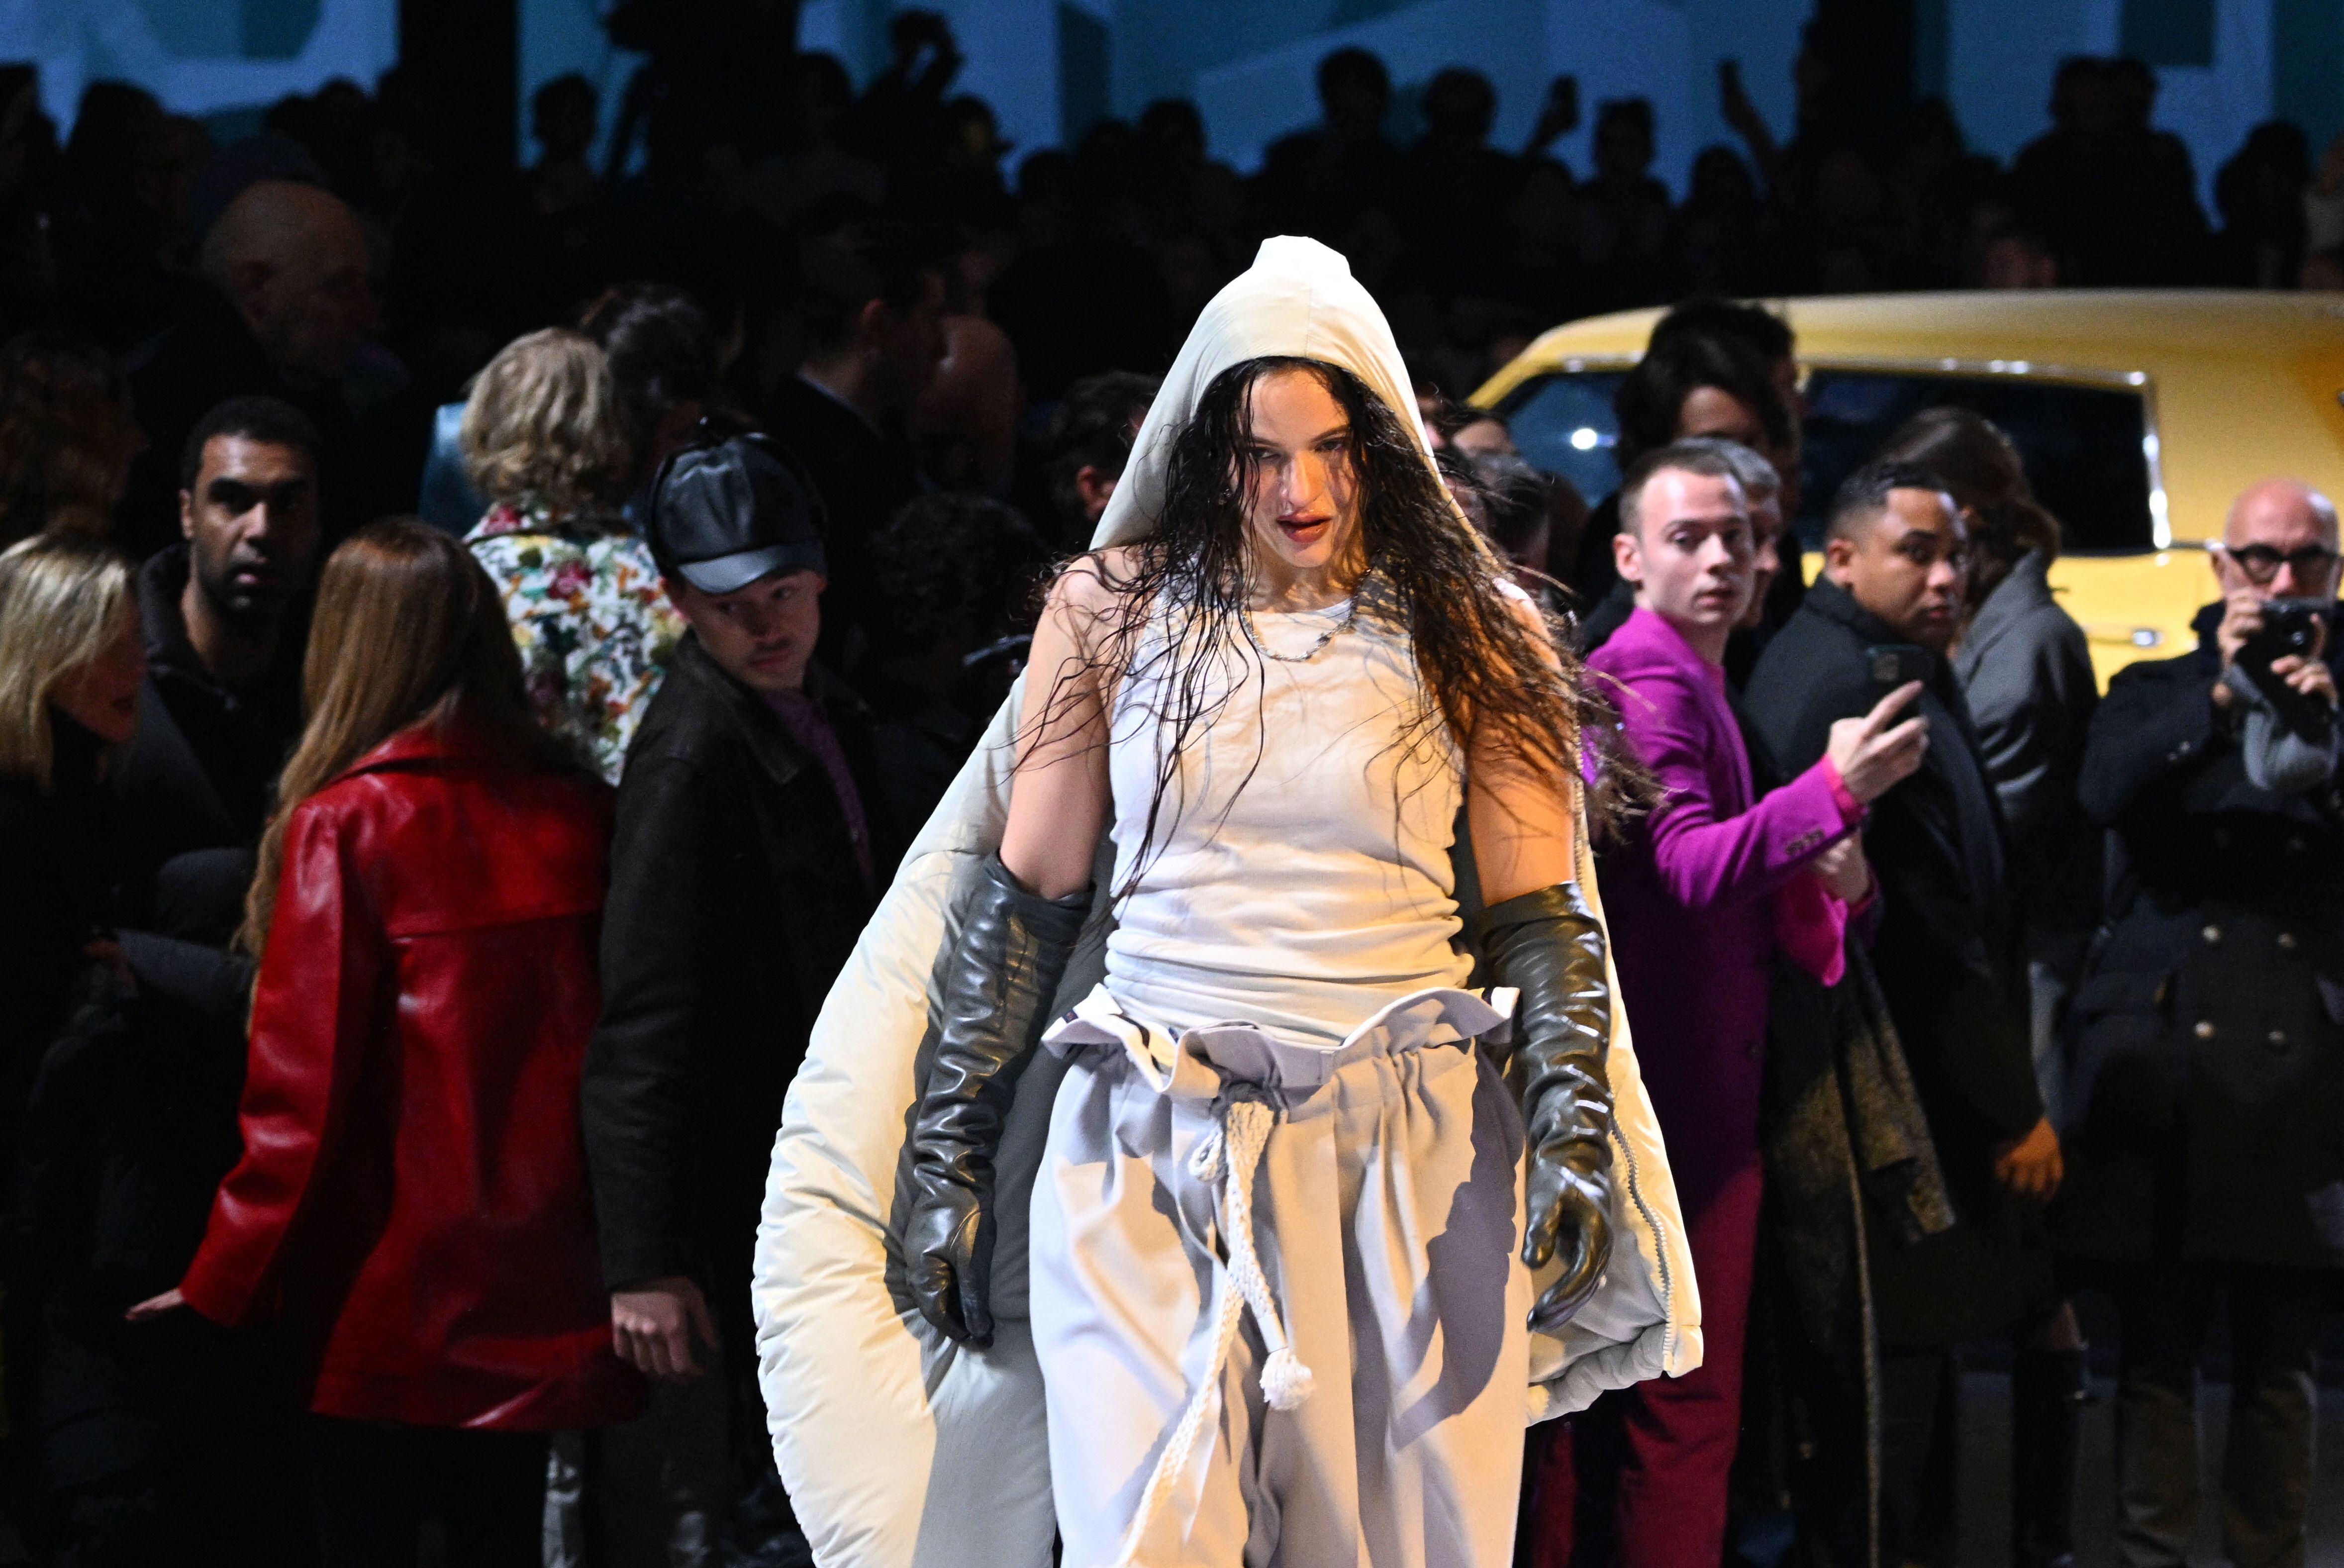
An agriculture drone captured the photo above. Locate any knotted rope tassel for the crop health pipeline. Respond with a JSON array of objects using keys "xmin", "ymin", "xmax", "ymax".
[{"xmin": 1107, "ymin": 1097, "xmax": 1313, "ymax": 1568}]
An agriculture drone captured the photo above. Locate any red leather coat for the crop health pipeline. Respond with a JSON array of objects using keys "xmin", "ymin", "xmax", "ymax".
[{"xmin": 180, "ymin": 722, "xmax": 642, "ymax": 1430}]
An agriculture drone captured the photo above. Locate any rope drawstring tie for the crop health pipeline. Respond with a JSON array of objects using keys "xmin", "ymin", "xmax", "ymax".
[{"xmin": 1107, "ymin": 1096, "xmax": 1313, "ymax": 1568}]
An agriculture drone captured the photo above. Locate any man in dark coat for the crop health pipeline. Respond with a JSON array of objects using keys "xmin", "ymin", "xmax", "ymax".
[
  {"xmin": 112, "ymin": 397, "xmax": 319, "ymax": 922},
  {"xmin": 582, "ymin": 434, "xmax": 889, "ymax": 1559},
  {"xmin": 2065, "ymin": 477, "xmax": 2344, "ymax": 1568},
  {"xmin": 1744, "ymin": 460, "xmax": 2060, "ymax": 1564},
  {"xmin": 121, "ymin": 181, "xmax": 424, "ymax": 560},
  {"xmin": 765, "ymin": 226, "xmax": 947, "ymax": 670}
]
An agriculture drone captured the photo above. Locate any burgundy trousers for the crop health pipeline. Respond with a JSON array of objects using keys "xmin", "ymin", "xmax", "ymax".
[{"xmin": 1523, "ymin": 1156, "xmax": 1763, "ymax": 1567}]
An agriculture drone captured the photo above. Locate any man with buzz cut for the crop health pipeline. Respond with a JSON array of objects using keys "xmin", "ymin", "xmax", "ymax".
[
  {"xmin": 113, "ymin": 395, "xmax": 322, "ymax": 921},
  {"xmin": 1744, "ymin": 459, "xmax": 2060, "ymax": 1566},
  {"xmin": 582, "ymin": 432, "xmax": 892, "ymax": 1561}
]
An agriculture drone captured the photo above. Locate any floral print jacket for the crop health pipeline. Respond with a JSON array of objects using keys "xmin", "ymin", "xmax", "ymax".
[{"xmin": 466, "ymin": 504, "xmax": 686, "ymax": 784}]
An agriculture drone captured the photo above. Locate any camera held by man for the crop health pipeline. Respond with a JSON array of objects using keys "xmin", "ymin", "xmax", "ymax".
[{"xmin": 2066, "ymin": 477, "xmax": 2344, "ymax": 1568}]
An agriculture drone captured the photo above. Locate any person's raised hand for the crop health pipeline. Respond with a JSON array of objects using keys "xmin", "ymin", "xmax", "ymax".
[
  {"xmin": 1826, "ymin": 682, "xmax": 1930, "ymax": 803},
  {"xmin": 1994, "ymin": 1116, "xmax": 2063, "ymax": 1203},
  {"xmin": 1528, "ymin": 76, "xmax": 1579, "ymax": 152},
  {"xmin": 611, "ymin": 1276, "xmax": 718, "ymax": 1377},
  {"xmin": 2215, "ymin": 587, "xmax": 2265, "ymax": 675},
  {"xmin": 1719, "ymin": 60, "xmax": 1764, "ymax": 140}
]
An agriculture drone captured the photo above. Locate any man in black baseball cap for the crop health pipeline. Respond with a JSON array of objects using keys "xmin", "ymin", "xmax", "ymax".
[
  {"xmin": 645, "ymin": 433, "xmax": 830, "ymax": 597},
  {"xmin": 583, "ymin": 432, "xmax": 892, "ymax": 1556}
]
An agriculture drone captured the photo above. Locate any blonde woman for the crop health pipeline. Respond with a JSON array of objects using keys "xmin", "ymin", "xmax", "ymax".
[
  {"xmin": 0, "ymin": 531, "xmax": 143, "ymax": 1172},
  {"xmin": 464, "ymin": 328, "xmax": 685, "ymax": 783}
]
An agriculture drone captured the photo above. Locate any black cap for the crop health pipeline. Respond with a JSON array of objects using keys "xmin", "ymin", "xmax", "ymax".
[{"xmin": 649, "ymin": 434, "xmax": 829, "ymax": 594}]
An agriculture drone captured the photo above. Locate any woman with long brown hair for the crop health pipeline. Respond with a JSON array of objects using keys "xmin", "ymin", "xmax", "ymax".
[
  {"xmin": 757, "ymin": 239, "xmax": 1698, "ymax": 1568},
  {"xmin": 129, "ymin": 519, "xmax": 639, "ymax": 1567}
]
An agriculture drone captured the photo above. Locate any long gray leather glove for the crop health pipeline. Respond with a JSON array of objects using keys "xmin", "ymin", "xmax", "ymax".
[
  {"xmin": 902, "ymin": 853, "xmax": 1089, "ymax": 1347},
  {"xmin": 1471, "ymin": 881, "xmax": 1616, "ymax": 1336}
]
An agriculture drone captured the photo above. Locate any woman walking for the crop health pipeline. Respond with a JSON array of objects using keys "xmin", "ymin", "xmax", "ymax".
[
  {"xmin": 132, "ymin": 520, "xmax": 640, "ymax": 1567},
  {"xmin": 757, "ymin": 238, "xmax": 1700, "ymax": 1568}
]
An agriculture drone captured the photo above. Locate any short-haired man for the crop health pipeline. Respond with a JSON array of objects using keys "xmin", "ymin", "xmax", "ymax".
[
  {"xmin": 583, "ymin": 434, "xmax": 890, "ymax": 1557},
  {"xmin": 113, "ymin": 395, "xmax": 321, "ymax": 919},
  {"xmin": 766, "ymin": 225, "xmax": 948, "ymax": 662},
  {"xmin": 125, "ymin": 181, "xmax": 418, "ymax": 558},
  {"xmin": 1530, "ymin": 443, "xmax": 1924, "ymax": 1561},
  {"xmin": 1745, "ymin": 460, "xmax": 2061, "ymax": 1564},
  {"xmin": 1036, "ymin": 370, "xmax": 1158, "ymax": 549},
  {"xmin": 2067, "ymin": 478, "xmax": 2344, "ymax": 1568},
  {"xmin": 1579, "ymin": 436, "xmax": 1782, "ymax": 666}
]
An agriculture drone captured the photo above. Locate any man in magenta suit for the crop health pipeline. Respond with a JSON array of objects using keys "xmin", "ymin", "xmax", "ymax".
[{"xmin": 1529, "ymin": 439, "xmax": 1928, "ymax": 1566}]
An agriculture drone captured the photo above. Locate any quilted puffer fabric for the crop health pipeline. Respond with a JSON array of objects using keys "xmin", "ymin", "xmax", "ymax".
[{"xmin": 750, "ymin": 236, "xmax": 1701, "ymax": 1568}]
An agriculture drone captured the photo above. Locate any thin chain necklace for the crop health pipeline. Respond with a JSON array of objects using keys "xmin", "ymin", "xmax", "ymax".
[{"xmin": 1241, "ymin": 586, "xmax": 1363, "ymax": 663}]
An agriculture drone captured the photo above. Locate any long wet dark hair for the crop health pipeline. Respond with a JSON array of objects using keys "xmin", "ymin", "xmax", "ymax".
[{"xmin": 1046, "ymin": 355, "xmax": 1625, "ymax": 893}]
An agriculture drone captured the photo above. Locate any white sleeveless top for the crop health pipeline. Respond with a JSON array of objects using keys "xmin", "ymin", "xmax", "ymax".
[{"xmin": 1102, "ymin": 592, "xmax": 1474, "ymax": 1048}]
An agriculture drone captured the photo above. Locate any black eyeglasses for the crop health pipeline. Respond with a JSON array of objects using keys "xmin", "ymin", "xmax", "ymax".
[{"xmin": 2212, "ymin": 542, "xmax": 2342, "ymax": 584}]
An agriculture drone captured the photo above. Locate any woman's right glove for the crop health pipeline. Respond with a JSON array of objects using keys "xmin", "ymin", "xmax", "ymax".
[
  {"xmin": 900, "ymin": 853, "xmax": 1090, "ymax": 1348},
  {"xmin": 1470, "ymin": 881, "xmax": 1616, "ymax": 1336}
]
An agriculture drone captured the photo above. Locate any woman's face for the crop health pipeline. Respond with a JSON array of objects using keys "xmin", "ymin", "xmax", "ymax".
[
  {"xmin": 1242, "ymin": 368, "xmax": 1363, "ymax": 581},
  {"xmin": 52, "ymin": 598, "xmax": 145, "ymax": 745}
]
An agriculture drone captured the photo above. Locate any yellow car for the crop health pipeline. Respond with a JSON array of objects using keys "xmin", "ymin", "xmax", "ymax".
[{"xmin": 1470, "ymin": 291, "xmax": 2344, "ymax": 686}]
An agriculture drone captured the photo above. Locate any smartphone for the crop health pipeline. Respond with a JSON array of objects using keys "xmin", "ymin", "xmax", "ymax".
[{"xmin": 1863, "ymin": 644, "xmax": 1932, "ymax": 705}]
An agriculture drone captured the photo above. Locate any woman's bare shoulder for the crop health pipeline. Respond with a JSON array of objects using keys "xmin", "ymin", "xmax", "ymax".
[{"xmin": 1047, "ymin": 546, "xmax": 1149, "ymax": 616}]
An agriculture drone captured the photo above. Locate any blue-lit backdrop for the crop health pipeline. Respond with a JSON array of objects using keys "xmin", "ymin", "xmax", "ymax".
[{"xmin": 2, "ymin": 0, "xmax": 2337, "ymax": 201}]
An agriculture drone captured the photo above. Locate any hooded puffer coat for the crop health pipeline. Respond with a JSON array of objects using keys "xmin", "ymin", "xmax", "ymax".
[{"xmin": 750, "ymin": 237, "xmax": 1700, "ymax": 1568}]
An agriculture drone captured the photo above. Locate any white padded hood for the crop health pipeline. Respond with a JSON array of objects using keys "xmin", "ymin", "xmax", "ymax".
[
  {"xmin": 751, "ymin": 238, "xmax": 1701, "ymax": 1568},
  {"xmin": 1092, "ymin": 234, "xmax": 1457, "ymax": 550}
]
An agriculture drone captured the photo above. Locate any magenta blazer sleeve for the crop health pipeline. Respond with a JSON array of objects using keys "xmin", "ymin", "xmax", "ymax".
[{"xmin": 1614, "ymin": 665, "xmax": 1856, "ymax": 912}]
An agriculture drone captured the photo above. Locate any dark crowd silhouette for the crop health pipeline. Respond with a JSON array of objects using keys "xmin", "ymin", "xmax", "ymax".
[{"xmin": 0, "ymin": 5, "xmax": 2339, "ymax": 1568}]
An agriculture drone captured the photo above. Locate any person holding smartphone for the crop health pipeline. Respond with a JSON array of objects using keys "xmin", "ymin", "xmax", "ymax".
[
  {"xmin": 2069, "ymin": 478, "xmax": 2344, "ymax": 1568},
  {"xmin": 1744, "ymin": 461, "xmax": 2059, "ymax": 1567},
  {"xmin": 1528, "ymin": 441, "xmax": 1924, "ymax": 1565}
]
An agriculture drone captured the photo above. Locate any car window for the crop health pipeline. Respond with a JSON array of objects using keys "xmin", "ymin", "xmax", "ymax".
[
  {"xmin": 1802, "ymin": 372, "xmax": 2153, "ymax": 553},
  {"xmin": 1495, "ymin": 367, "xmax": 2155, "ymax": 553},
  {"xmin": 1494, "ymin": 370, "xmax": 1628, "ymax": 505}
]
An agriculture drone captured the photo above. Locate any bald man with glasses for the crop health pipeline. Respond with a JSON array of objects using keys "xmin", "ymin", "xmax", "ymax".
[{"xmin": 2067, "ymin": 478, "xmax": 2344, "ymax": 1568}]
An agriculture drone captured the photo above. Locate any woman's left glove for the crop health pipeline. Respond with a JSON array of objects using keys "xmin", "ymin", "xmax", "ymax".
[
  {"xmin": 901, "ymin": 854, "xmax": 1090, "ymax": 1348},
  {"xmin": 1471, "ymin": 881, "xmax": 1616, "ymax": 1336}
]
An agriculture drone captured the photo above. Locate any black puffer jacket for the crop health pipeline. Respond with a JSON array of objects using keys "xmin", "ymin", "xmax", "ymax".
[{"xmin": 2062, "ymin": 600, "xmax": 2344, "ymax": 1269}]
